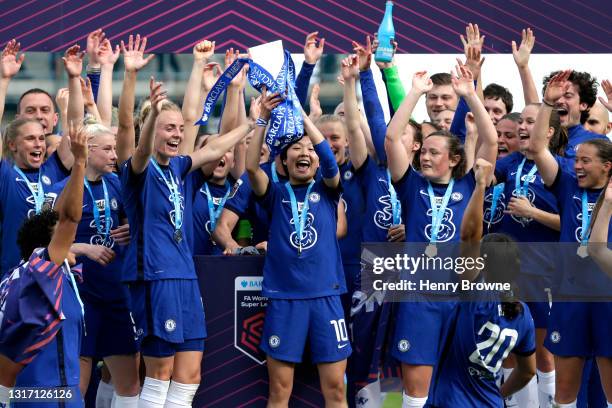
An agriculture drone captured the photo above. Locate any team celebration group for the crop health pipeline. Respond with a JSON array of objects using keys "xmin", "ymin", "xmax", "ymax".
[{"xmin": 0, "ymin": 21, "xmax": 610, "ymax": 408}]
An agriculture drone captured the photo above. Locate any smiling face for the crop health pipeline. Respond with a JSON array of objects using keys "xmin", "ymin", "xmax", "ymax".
[
  {"xmin": 518, "ymin": 105, "xmax": 539, "ymax": 153},
  {"xmin": 284, "ymin": 136, "xmax": 319, "ymax": 183},
  {"xmin": 555, "ymin": 83, "xmax": 587, "ymax": 127},
  {"xmin": 496, "ymin": 118, "xmax": 519, "ymax": 158},
  {"xmin": 9, "ymin": 121, "xmax": 46, "ymax": 169},
  {"xmin": 426, "ymin": 84, "xmax": 458, "ymax": 121},
  {"xmin": 88, "ymin": 132, "xmax": 118, "ymax": 175},
  {"xmin": 317, "ymin": 120, "xmax": 348, "ymax": 165},
  {"xmin": 432, "ymin": 109, "xmax": 454, "ymax": 131},
  {"xmin": 419, "ymin": 135, "xmax": 459, "ymax": 183},
  {"xmin": 574, "ymin": 143, "xmax": 611, "ymax": 189},
  {"xmin": 154, "ymin": 109, "xmax": 184, "ymax": 162},
  {"xmin": 212, "ymin": 149, "xmax": 235, "ymax": 182}
]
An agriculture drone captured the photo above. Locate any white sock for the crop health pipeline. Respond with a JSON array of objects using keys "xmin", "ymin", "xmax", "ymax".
[
  {"xmin": 139, "ymin": 377, "xmax": 170, "ymax": 408},
  {"xmin": 96, "ymin": 380, "xmax": 115, "ymax": 408},
  {"xmin": 0, "ymin": 385, "xmax": 11, "ymax": 405},
  {"xmin": 515, "ymin": 374, "xmax": 538, "ymax": 408},
  {"xmin": 402, "ymin": 392, "xmax": 427, "ymax": 408},
  {"xmin": 553, "ymin": 400, "xmax": 576, "ymax": 408},
  {"xmin": 537, "ymin": 369, "xmax": 555, "ymax": 408},
  {"xmin": 163, "ymin": 381, "xmax": 199, "ymax": 407},
  {"xmin": 112, "ymin": 394, "xmax": 140, "ymax": 408}
]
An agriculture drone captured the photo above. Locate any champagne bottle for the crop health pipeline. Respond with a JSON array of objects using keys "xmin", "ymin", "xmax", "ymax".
[{"xmin": 374, "ymin": 1, "xmax": 395, "ymax": 63}]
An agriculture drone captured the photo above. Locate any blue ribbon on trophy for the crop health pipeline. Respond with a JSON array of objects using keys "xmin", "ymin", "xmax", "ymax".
[{"xmin": 196, "ymin": 43, "xmax": 303, "ymax": 157}]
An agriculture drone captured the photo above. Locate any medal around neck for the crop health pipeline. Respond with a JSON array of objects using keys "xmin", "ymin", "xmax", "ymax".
[
  {"xmin": 174, "ymin": 230, "xmax": 183, "ymax": 244},
  {"xmin": 576, "ymin": 244, "xmax": 588, "ymax": 258},
  {"xmin": 425, "ymin": 243, "xmax": 437, "ymax": 258}
]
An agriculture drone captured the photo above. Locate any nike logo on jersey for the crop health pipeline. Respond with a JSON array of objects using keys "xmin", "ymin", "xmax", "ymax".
[{"xmin": 337, "ymin": 343, "xmax": 348, "ymax": 349}]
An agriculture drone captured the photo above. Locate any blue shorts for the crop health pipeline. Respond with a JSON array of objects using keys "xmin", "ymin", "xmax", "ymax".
[
  {"xmin": 81, "ymin": 298, "xmax": 139, "ymax": 358},
  {"xmin": 526, "ymin": 302, "xmax": 550, "ymax": 329},
  {"xmin": 392, "ymin": 296, "xmax": 457, "ymax": 365},
  {"xmin": 545, "ymin": 302, "xmax": 612, "ymax": 357},
  {"xmin": 129, "ymin": 279, "xmax": 207, "ymax": 357},
  {"xmin": 260, "ymin": 296, "xmax": 352, "ymax": 364}
]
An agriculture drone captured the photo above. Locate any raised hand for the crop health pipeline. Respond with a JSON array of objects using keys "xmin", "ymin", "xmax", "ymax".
[
  {"xmin": 463, "ymin": 45, "xmax": 484, "ymax": 80},
  {"xmin": 352, "ymin": 35, "xmax": 373, "ymax": 72},
  {"xmin": 55, "ymin": 88, "xmax": 69, "ymax": 113},
  {"xmin": 543, "ymin": 70, "xmax": 572, "ymax": 105},
  {"xmin": 465, "ymin": 112, "xmax": 477, "ymax": 135},
  {"xmin": 460, "ymin": 23, "xmax": 485, "ymax": 55},
  {"xmin": 473, "ymin": 158, "xmax": 493, "ymax": 187},
  {"xmin": 194, "ymin": 40, "xmax": 215, "ymax": 61},
  {"xmin": 80, "ymin": 77, "xmax": 95, "ymax": 107},
  {"xmin": 249, "ymin": 96, "xmax": 262, "ymax": 121},
  {"xmin": 309, "ymin": 83, "xmax": 322, "ymax": 121},
  {"xmin": 121, "ymin": 34, "xmax": 155, "ymax": 73},
  {"xmin": 69, "ymin": 121, "xmax": 88, "ymax": 163},
  {"xmin": 1, "ymin": 39, "xmax": 25, "ymax": 79},
  {"xmin": 451, "ymin": 63, "xmax": 475, "ymax": 97},
  {"xmin": 304, "ymin": 31, "xmax": 325, "ymax": 64},
  {"xmin": 512, "ymin": 28, "xmax": 535, "ymax": 69},
  {"xmin": 149, "ymin": 76, "xmax": 167, "ymax": 114},
  {"xmin": 259, "ymin": 86, "xmax": 284, "ymax": 121},
  {"xmin": 202, "ymin": 62, "xmax": 222, "ymax": 92},
  {"xmin": 97, "ymin": 38, "xmax": 120, "ymax": 67},
  {"xmin": 411, "ymin": 71, "xmax": 433, "ymax": 95},
  {"xmin": 372, "ymin": 33, "xmax": 398, "ymax": 69},
  {"xmin": 86, "ymin": 29, "xmax": 104, "ymax": 67},
  {"xmin": 598, "ymin": 79, "xmax": 612, "ymax": 112},
  {"xmin": 63, "ymin": 45, "xmax": 84, "ymax": 78},
  {"xmin": 340, "ymin": 55, "xmax": 359, "ymax": 81}
]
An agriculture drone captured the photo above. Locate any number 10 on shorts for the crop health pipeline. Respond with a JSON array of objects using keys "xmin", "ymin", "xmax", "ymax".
[{"xmin": 330, "ymin": 319, "xmax": 349, "ymax": 342}]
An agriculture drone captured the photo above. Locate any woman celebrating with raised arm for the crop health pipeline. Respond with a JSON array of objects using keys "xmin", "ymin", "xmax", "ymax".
[
  {"xmin": 120, "ymin": 77, "xmax": 253, "ymax": 408},
  {"xmin": 428, "ymin": 158, "xmax": 537, "ymax": 407},
  {"xmin": 246, "ymin": 87, "xmax": 350, "ymax": 408},
  {"xmin": 384, "ymin": 65, "xmax": 498, "ymax": 408},
  {"xmin": 529, "ymin": 70, "xmax": 612, "ymax": 408},
  {"xmin": 46, "ymin": 123, "xmax": 139, "ymax": 405},
  {"xmin": 0, "ymin": 123, "xmax": 87, "ymax": 407}
]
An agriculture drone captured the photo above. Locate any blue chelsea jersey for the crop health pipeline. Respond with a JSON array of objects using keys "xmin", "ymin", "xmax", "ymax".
[
  {"xmin": 354, "ymin": 156, "xmax": 401, "ymax": 242},
  {"xmin": 394, "ymin": 167, "xmax": 476, "ymax": 243},
  {"xmin": 0, "ymin": 154, "xmax": 70, "ymax": 275},
  {"xmin": 429, "ymin": 298, "xmax": 535, "ymax": 408},
  {"xmin": 338, "ymin": 160, "xmax": 365, "ymax": 265},
  {"xmin": 256, "ymin": 179, "xmax": 346, "ymax": 299},
  {"xmin": 494, "ymin": 153, "xmax": 560, "ymax": 277},
  {"xmin": 120, "ymin": 156, "xmax": 196, "ymax": 281},
  {"xmin": 192, "ymin": 176, "xmax": 238, "ymax": 255},
  {"xmin": 549, "ymin": 159, "xmax": 612, "ymax": 297},
  {"xmin": 47, "ymin": 173, "xmax": 128, "ymax": 302},
  {"xmin": 564, "ymin": 124, "xmax": 608, "ymax": 159}
]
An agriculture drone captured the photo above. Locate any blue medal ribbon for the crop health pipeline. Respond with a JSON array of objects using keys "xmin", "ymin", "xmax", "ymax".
[
  {"xmin": 426, "ymin": 179, "xmax": 455, "ymax": 244},
  {"xmin": 386, "ymin": 169, "xmax": 401, "ymax": 225},
  {"xmin": 150, "ymin": 158, "xmax": 183, "ymax": 236},
  {"xmin": 197, "ymin": 50, "xmax": 303, "ymax": 157},
  {"xmin": 514, "ymin": 157, "xmax": 538, "ymax": 197},
  {"xmin": 579, "ymin": 190, "xmax": 591, "ymax": 245},
  {"xmin": 488, "ymin": 183, "xmax": 505, "ymax": 228},
  {"xmin": 285, "ymin": 181, "xmax": 315, "ymax": 254},
  {"xmin": 271, "ymin": 161, "xmax": 280, "ymax": 183},
  {"xmin": 14, "ymin": 166, "xmax": 45, "ymax": 214},
  {"xmin": 84, "ymin": 178, "xmax": 111, "ymax": 238},
  {"xmin": 204, "ymin": 181, "xmax": 231, "ymax": 232}
]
